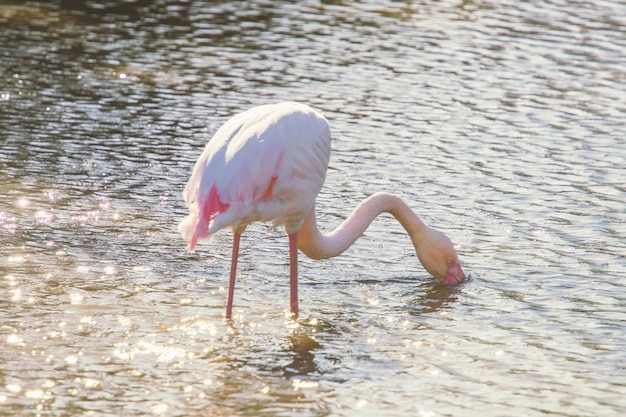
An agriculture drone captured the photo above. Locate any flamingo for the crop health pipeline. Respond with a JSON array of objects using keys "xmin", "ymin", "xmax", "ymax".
[{"xmin": 179, "ymin": 102, "xmax": 465, "ymax": 318}]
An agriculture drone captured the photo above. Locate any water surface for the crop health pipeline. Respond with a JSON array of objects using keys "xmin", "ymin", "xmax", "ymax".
[{"xmin": 1, "ymin": 1, "xmax": 625, "ymax": 416}]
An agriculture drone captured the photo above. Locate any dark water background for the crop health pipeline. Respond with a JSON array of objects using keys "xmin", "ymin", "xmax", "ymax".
[{"xmin": 1, "ymin": 1, "xmax": 625, "ymax": 416}]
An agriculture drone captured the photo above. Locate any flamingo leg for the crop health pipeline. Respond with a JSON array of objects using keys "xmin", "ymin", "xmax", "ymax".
[
  {"xmin": 289, "ymin": 232, "xmax": 299, "ymax": 315},
  {"xmin": 226, "ymin": 232, "xmax": 241, "ymax": 319}
]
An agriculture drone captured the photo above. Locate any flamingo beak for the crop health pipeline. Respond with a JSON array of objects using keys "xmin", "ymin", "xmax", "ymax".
[{"xmin": 441, "ymin": 262, "xmax": 466, "ymax": 285}]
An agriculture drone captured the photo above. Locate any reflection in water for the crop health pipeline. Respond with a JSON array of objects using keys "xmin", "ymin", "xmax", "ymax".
[
  {"xmin": 2, "ymin": 0, "xmax": 626, "ymax": 416},
  {"xmin": 407, "ymin": 282, "xmax": 460, "ymax": 315},
  {"xmin": 285, "ymin": 330, "xmax": 321, "ymax": 378}
]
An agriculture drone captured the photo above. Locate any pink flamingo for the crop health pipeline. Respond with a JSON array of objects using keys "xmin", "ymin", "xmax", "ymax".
[{"xmin": 179, "ymin": 102, "xmax": 465, "ymax": 318}]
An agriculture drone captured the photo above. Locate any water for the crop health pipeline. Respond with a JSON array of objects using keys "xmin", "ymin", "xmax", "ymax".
[{"xmin": 1, "ymin": 0, "xmax": 625, "ymax": 415}]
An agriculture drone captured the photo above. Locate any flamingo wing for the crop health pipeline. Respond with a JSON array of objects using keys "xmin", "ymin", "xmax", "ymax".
[{"xmin": 179, "ymin": 102, "xmax": 331, "ymax": 251}]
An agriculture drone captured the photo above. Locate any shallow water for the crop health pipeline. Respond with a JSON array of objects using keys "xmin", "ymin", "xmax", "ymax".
[{"xmin": 1, "ymin": 0, "xmax": 625, "ymax": 416}]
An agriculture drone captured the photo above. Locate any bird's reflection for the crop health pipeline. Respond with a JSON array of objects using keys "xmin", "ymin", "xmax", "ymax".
[
  {"xmin": 406, "ymin": 277, "xmax": 468, "ymax": 315},
  {"xmin": 283, "ymin": 330, "xmax": 321, "ymax": 378}
]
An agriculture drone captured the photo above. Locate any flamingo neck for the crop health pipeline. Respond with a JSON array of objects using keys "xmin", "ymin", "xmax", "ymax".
[{"xmin": 298, "ymin": 192, "xmax": 427, "ymax": 260}]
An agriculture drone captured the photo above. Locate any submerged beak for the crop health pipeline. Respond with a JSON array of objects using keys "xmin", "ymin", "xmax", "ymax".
[{"xmin": 441, "ymin": 262, "xmax": 466, "ymax": 285}]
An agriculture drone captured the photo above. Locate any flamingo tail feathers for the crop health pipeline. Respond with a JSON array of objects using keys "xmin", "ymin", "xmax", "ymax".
[{"xmin": 179, "ymin": 183, "xmax": 230, "ymax": 252}]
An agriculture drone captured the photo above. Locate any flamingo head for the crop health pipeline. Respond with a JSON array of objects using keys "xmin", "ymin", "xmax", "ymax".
[
  {"xmin": 441, "ymin": 259, "xmax": 465, "ymax": 285},
  {"xmin": 412, "ymin": 226, "xmax": 466, "ymax": 285}
]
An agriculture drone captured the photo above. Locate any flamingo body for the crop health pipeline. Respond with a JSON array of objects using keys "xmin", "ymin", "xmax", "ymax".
[{"xmin": 179, "ymin": 102, "xmax": 331, "ymax": 249}]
